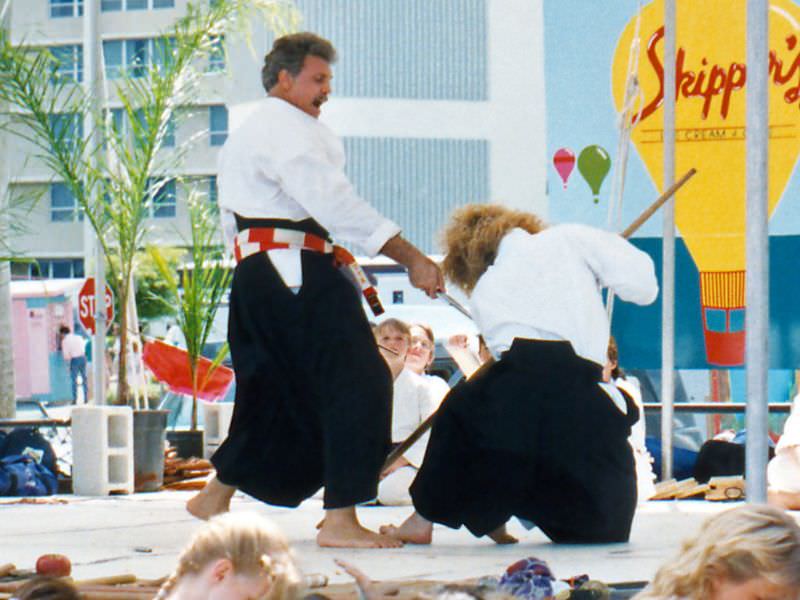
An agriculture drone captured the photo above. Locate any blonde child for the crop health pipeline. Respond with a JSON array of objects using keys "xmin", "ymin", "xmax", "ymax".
[
  {"xmin": 157, "ymin": 512, "xmax": 302, "ymax": 600},
  {"xmin": 634, "ymin": 504, "xmax": 800, "ymax": 600}
]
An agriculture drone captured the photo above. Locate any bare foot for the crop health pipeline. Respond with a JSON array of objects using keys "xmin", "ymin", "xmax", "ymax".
[
  {"xmin": 186, "ymin": 477, "xmax": 235, "ymax": 520},
  {"xmin": 317, "ymin": 507, "xmax": 402, "ymax": 548},
  {"xmin": 487, "ymin": 524, "xmax": 518, "ymax": 545},
  {"xmin": 379, "ymin": 512, "xmax": 433, "ymax": 544},
  {"xmin": 768, "ymin": 488, "xmax": 800, "ymax": 511}
]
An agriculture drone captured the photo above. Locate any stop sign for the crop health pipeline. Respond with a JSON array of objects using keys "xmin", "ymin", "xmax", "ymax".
[{"xmin": 78, "ymin": 277, "xmax": 114, "ymax": 334}]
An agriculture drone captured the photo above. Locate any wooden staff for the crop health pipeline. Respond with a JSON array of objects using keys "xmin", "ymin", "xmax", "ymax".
[{"xmin": 381, "ymin": 168, "xmax": 697, "ymax": 474}]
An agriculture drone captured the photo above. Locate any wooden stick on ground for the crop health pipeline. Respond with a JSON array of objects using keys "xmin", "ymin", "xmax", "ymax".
[{"xmin": 382, "ymin": 168, "xmax": 697, "ymax": 475}]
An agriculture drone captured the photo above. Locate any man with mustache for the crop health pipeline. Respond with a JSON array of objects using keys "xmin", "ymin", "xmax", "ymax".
[{"xmin": 187, "ymin": 32, "xmax": 444, "ymax": 549}]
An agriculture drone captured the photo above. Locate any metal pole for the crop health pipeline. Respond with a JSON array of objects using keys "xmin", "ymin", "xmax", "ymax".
[
  {"xmin": 84, "ymin": 0, "xmax": 106, "ymax": 405},
  {"xmin": 0, "ymin": 2, "xmax": 15, "ymax": 419},
  {"xmin": 660, "ymin": 0, "xmax": 676, "ymax": 481},
  {"xmin": 745, "ymin": 0, "xmax": 769, "ymax": 502}
]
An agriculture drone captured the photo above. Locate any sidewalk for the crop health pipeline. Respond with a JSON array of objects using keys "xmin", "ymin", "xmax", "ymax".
[{"xmin": 0, "ymin": 493, "xmax": 762, "ymax": 587}]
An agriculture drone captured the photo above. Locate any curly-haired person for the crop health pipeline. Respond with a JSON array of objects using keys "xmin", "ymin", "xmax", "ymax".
[
  {"xmin": 381, "ymin": 204, "xmax": 658, "ymax": 545},
  {"xmin": 634, "ymin": 504, "xmax": 800, "ymax": 600}
]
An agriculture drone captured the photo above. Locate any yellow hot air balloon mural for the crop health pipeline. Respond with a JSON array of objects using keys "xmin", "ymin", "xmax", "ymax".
[{"xmin": 612, "ymin": 0, "xmax": 800, "ymax": 366}]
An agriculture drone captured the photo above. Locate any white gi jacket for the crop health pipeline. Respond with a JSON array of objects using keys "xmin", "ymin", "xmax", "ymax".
[
  {"xmin": 217, "ymin": 97, "xmax": 401, "ymax": 286},
  {"xmin": 469, "ymin": 225, "xmax": 658, "ymax": 366},
  {"xmin": 391, "ymin": 368, "xmax": 445, "ymax": 468}
]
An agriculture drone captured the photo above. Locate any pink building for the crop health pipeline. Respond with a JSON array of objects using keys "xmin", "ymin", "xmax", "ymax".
[{"xmin": 11, "ymin": 279, "xmax": 83, "ymax": 403}]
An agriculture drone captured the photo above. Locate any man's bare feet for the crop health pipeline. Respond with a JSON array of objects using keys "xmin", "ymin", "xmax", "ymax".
[
  {"xmin": 487, "ymin": 524, "xmax": 518, "ymax": 545},
  {"xmin": 379, "ymin": 512, "xmax": 433, "ymax": 544},
  {"xmin": 768, "ymin": 488, "xmax": 800, "ymax": 510},
  {"xmin": 186, "ymin": 476, "xmax": 236, "ymax": 520},
  {"xmin": 317, "ymin": 507, "xmax": 402, "ymax": 548}
]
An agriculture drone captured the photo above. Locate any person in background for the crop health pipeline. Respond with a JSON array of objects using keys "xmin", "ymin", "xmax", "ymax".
[
  {"xmin": 59, "ymin": 325, "xmax": 88, "ymax": 405},
  {"xmin": 603, "ymin": 336, "xmax": 656, "ymax": 502},
  {"xmin": 767, "ymin": 393, "xmax": 800, "ymax": 510},
  {"xmin": 374, "ymin": 319, "xmax": 443, "ymax": 506},
  {"xmin": 11, "ymin": 576, "xmax": 81, "ymax": 600},
  {"xmin": 405, "ymin": 323, "xmax": 451, "ymax": 402},
  {"xmin": 633, "ymin": 504, "xmax": 800, "ymax": 600},
  {"xmin": 156, "ymin": 512, "xmax": 302, "ymax": 600}
]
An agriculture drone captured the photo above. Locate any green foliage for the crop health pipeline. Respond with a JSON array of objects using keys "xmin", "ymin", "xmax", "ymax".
[
  {"xmin": 106, "ymin": 249, "xmax": 183, "ymax": 321},
  {"xmin": 148, "ymin": 195, "xmax": 232, "ymax": 430},
  {"xmin": 0, "ymin": 0, "xmax": 298, "ymax": 404}
]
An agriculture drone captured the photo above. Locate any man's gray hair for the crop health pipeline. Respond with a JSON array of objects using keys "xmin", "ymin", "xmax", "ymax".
[{"xmin": 261, "ymin": 32, "xmax": 336, "ymax": 93}]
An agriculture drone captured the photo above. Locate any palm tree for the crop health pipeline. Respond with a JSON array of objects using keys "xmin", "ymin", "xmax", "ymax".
[
  {"xmin": 149, "ymin": 191, "xmax": 232, "ymax": 431},
  {"xmin": 0, "ymin": 0, "xmax": 297, "ymax": 406}
]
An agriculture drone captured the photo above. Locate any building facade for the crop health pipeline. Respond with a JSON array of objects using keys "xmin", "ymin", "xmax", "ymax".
[{"xmin": 5, "ymin": 0, "xmax": 546, "ymax": 279}]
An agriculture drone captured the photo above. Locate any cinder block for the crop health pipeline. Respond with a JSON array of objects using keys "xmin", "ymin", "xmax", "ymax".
[
  {"xmin": 201, "ymin": 401, "xmax": 234, "ymax": 459},
  {"xmin": 71, "ymin": 406, "xmax": 134, "ymax": 495}
]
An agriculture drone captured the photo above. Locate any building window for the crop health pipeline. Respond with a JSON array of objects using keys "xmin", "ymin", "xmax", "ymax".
[
  {"xmin": 50, "ymin": 45, "xmax": 83, "ymax": 83},
  {"xmin": 101, "ymin": 0, "xmax": 171, "ymax": 10},
  {"xmin": 207, "ymin": 36, "xmax": 225, "ymax": 72},
  {"xmin": 152, "ymin": 37, "xmax": 176, "ymax": 71},
  {"xmin": 286, "ymin": 0, "xmax": 488, "ymax": 101},
  {"xmin": 49, "ymin": 113, "xmax": 83, "ymax": 150},
  {"xmin": 19, "ymin": 258, "xmax": 84, "ymax": 279},
  {"xmin": 148, "ymin": 178, "xmax": 176, "ymax": 218},
  {"xmin": 209, "ymin": 105, "xmax": 228, "ymax": 146},
  {"xmin": 50, "ymin": 0, "xmax": 83, "ymax": 18},
  {"xmin": 108, "ymin": 107, "xmax": 174, "ymax": 148},
  {"xmin": 103, "ymin": 37, "xmax": 172, "ymax": 79},
  {"xmin": 103, "ymin": 41, "xmax": 124, "ymax": 79},
  {"xmin": 51, "ymin": 183, "xmax": 83, "ymax": 222},
  {"xmin": 162, "ymin": 115, "xmax": 176, "ymax": 147},
  {"xmin": 208, "ymin": 175, "xmax": 218, "ymax": 206}
]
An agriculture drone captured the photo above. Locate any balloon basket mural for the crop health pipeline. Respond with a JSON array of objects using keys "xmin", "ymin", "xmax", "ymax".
[{"xmin": 699, "ymin": 271, "xmax": 746, "ymax": 367}]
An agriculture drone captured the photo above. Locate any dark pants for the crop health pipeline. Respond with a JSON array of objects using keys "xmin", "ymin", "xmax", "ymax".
[
  {"xmin": 69, "ymin": 356, "xmax": 88, "ymax": 404},
  {"xmin": 211, "ymin": 249, "xmax": 392, "ymax": 509},
  {"xmin": 411, "ymin": 339, "xmax": 638, "ymax": 543}
]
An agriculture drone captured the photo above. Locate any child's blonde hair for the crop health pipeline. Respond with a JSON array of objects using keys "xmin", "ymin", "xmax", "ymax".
[
  {"xmin": 157, "ymin": 512, "xmax": 302, "ymax": 600},
  {"xmin": 635, "ymin": 504, "xmax": 800, "ymax": 600}
]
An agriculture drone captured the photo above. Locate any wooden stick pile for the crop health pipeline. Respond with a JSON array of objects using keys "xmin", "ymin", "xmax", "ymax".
[
  {"xmin": 652, "ymin": 476, "xmax": 745, "ymax": 501},
  {"xmin": 162, "ymin": 447, "xmax": 212, "ymax": 491},
  {"xmin": 0, "ymin": 567, "xmax": 166, "ymax": 599}
]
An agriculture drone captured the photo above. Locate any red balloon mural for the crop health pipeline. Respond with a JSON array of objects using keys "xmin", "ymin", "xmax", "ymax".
[{"xmin": 552, "ymin": 147, "xmax": 576, "ymax": 189}]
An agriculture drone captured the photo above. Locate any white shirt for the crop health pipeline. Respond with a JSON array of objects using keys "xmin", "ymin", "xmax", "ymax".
[
  {"xmin": 62, "ymin": 333, "xmax": 86, "ymax": 361},
  {"xmin": 392, "ymin": 368, "xmax": 444, "ymax": 468},
  {"xmin": 469, "ymin": 225, "xmax": 658, "ymax": 366},
  {"xmin": 217, "ymin": 97, "xmax": 401, "ymax": 287}
]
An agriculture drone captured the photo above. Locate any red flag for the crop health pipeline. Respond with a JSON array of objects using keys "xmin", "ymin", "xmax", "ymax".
[{"xmin": 142, "ymin": 340, "xmax": 233, "ymax": 401}]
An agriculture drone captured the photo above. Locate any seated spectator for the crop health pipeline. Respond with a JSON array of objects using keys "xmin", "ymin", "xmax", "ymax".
[
  {"xmin": 405, "ymin": 323, "xmax": 451, "ymax": 402},
  {"xmin": 603, "ymin": 337, "xmax": 656, "ymax": 501},
  {"xmin": 11, "ymin": 576, "xmax": 81, "ymax": 600},
  {"xmin": 374, "ymin": 319, "xmax": 443, "ymax": 506},
  {"xmin": 633, "ymin": 504, "xmax": 800, "ymax": 600},
  {"xmin": 768, "ymin": 393, "xmax": 800, "ymax": 510},
  {"xmin": 444, "ymin": 334, "xmax": 493, "ymax": 380},
  {"xmin": 156, "ymin": 512, "xmax": 302, "ymax": 600}
]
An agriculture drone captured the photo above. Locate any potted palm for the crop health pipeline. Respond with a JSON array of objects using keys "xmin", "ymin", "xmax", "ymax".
[
  {"xmin": 0, "ymin": 0, "xmax": 297, "ymax": 406},
  {"xmin": 0, "ymin": 0, "xmax": 297, "ymax": 482},
  {"xmin": 148, "ymin": 193, "xmax": 232, "ymax": 458}
]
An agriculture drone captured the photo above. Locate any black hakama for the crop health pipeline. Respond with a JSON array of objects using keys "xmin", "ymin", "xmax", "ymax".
[
  {"xmin": 211, "ymin": 219, "xmax": 392, "ymax": 509},
  {"xmin": 410, "ymin": 339, "xmax": 638, "ymax": 543}
]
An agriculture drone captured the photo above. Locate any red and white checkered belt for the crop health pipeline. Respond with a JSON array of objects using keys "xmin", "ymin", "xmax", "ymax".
[{"xmin": 234, "ymin": 227, "xmax": 384, "ymax": 316}]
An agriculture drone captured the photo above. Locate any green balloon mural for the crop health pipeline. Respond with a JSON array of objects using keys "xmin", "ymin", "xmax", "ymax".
[{"xmin": 577, "ymin": 145, "xmax": 611, "ymax": 203}]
